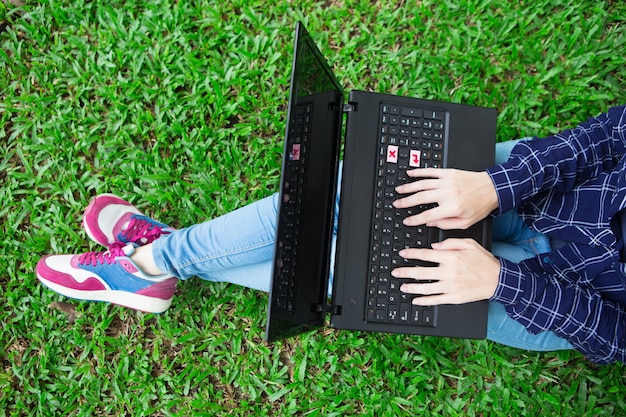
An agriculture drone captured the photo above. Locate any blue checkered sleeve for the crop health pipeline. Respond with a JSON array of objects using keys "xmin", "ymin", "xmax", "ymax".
[{"xmin": 488, "ymin": 105, "xmax": 626, "ymax": 217}]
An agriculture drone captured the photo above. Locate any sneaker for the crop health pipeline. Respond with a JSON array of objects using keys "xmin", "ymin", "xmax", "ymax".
[
  {"xmin": 83, "ymin": 193, "xmax": 174, "ymax": 247},
  {"xmin": 36, "ymin": 243, "xmax": 177, "ymax": 313}
]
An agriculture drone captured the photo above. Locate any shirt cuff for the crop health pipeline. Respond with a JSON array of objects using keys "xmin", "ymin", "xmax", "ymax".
[
  {"xmin": 486, "ymin": 164, "xmax": 516, "ymax": 216},
  {"xmin": 490, "ymin": 258, "xmax": 526, "ymax": 306}
]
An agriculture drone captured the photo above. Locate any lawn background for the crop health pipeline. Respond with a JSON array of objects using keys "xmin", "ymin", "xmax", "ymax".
[{"xmin": 2, "ymin": 0, "xmax": 626, "ymax": 415}]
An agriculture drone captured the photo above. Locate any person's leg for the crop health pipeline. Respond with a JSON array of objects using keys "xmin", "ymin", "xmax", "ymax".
[
  {"xmin": 487, "ymin": 139, "xmax": 573, "ymax": 351},
  {"xmin": 150, "ymin": 194, "xmax": 279, "ymax": 292},
  {"xmin": 35, "ymin": 192, "xmax": 279, "ymax": 311},
  {"xmin": 36, "ymin": 160, "xmax": 335, "ymax": 308}
]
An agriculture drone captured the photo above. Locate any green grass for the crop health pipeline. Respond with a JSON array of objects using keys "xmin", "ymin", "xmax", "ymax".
[{"xmin": 1, "ymin": 0, "xmax": 626, "ymax": 415}]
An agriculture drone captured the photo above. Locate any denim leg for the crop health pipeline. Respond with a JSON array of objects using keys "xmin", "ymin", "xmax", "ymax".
[{"xmin": 151, "ymin": 194, "xmax": 279, "ymax": 291}]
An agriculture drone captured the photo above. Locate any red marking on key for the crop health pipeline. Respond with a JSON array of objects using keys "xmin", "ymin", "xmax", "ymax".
[
  {"xmin": 410, "ymin": 149, "xmax": 420, "ymax": 167},
  {"xmin": 291, "ymin": 144, "xmax": 300, "ymax": 161},
  {"xmin": 387, "ymin": 145, "xmax": 398, "ymax": 163}
]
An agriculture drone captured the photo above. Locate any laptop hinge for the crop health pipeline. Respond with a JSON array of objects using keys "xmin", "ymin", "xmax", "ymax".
[
  {"xmin": 342, "ymin": 103, "xmax": 356, "ymax": 113},
  {"xmin": 313, "ymin": 303, "xmax": 342, "ymax": 315}
]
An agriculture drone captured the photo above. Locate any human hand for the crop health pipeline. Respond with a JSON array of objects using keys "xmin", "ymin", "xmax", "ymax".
[
  {"xmin": 393, "ymin": 168, "xmax": 499, "ymax": 230},
  {"xmin": 391, "ymin": 238, "xmax": 500, "ymax": 305}
]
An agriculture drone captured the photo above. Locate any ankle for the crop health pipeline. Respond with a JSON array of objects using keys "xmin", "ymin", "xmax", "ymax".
[{"xmin": 130, "ymin": 244, "xmax": 166, "ymax": 276}]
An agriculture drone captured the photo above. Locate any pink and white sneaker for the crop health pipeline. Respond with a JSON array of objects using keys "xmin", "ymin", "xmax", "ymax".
[
  {"xmin": 82, "ymin": 193, "xmax": 174, "ymax": 247},
  {"xmin": 36, "ymin": 243, "xmax": 177, "ymax": 313}
]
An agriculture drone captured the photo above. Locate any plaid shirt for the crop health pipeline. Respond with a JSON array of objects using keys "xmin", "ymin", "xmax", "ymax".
[{"xmin": 486, "ymin": 105, "xmax": 626, "ymax": 364}]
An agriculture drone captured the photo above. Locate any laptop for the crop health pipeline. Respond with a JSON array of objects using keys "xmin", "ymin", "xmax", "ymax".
[{"xmin": 266, "ymin": 22, "xmax": 496, "ymax": 342}]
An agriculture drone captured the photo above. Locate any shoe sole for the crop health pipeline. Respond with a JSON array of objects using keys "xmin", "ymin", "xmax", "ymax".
[{"xmin": 37, "ymin": 273, "xmax": 173, "ymax": 313}]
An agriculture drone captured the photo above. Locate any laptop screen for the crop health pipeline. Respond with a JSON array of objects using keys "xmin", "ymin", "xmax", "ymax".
[{"xmin": 265, "ymin": 23, "xmax": 344, "ymax": 342}]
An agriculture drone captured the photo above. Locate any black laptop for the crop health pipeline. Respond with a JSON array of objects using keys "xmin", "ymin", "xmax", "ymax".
[{"xmin": 266, "ymin": 22, "xmax": 496, "ymax": 342}]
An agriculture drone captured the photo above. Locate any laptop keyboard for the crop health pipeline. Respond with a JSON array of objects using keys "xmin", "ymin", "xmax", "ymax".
[
  {"xmin": 365, "ymin": 103, "xmax": 446, "ymax": 326},
  {"xmin": 274, "ymin": 103, "xmax": 312, "ymax": 313}
]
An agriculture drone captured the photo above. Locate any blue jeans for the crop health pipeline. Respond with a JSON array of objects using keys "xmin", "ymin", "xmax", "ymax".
[{"xmin": 152, "ymin": 140, "xmax": 572, "ymax": 352}]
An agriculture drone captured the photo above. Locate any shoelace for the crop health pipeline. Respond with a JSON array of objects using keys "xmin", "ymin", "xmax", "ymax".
[
  {"xmin": 121, "ymin": 217, "xmax": 169, "ymax": 245},
  {"xmin": 78, "ymin": 244, "xmax": 125, "ymax": 266}
]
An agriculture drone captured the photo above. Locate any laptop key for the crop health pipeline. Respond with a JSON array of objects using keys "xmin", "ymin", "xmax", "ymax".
[
  {"xmin": 401, "ymin": 107, "xmax": 422, "ymax": 118},
  {"xmin": 423, "ymin": 309, "xmax": 434, "ymax": 325},
  {"xmin": 424, "ymin": 110, "xmax": 444, "ymax": 120},
  {"xmin": 411, "ymin": 307, "xmax": 420, "ymax": 323},
  {"xmin": 399, "ymin": 303, "xmax": 410, "ymax": 322},
  {"xmin": 388, "ymin": 305, "xmax": 399, "ymax": 322}
]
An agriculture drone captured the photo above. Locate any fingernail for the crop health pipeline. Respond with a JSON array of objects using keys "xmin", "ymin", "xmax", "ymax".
[{"xmin": 398, "ymin": 249, "xmax": 407, "ymax": 257}]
